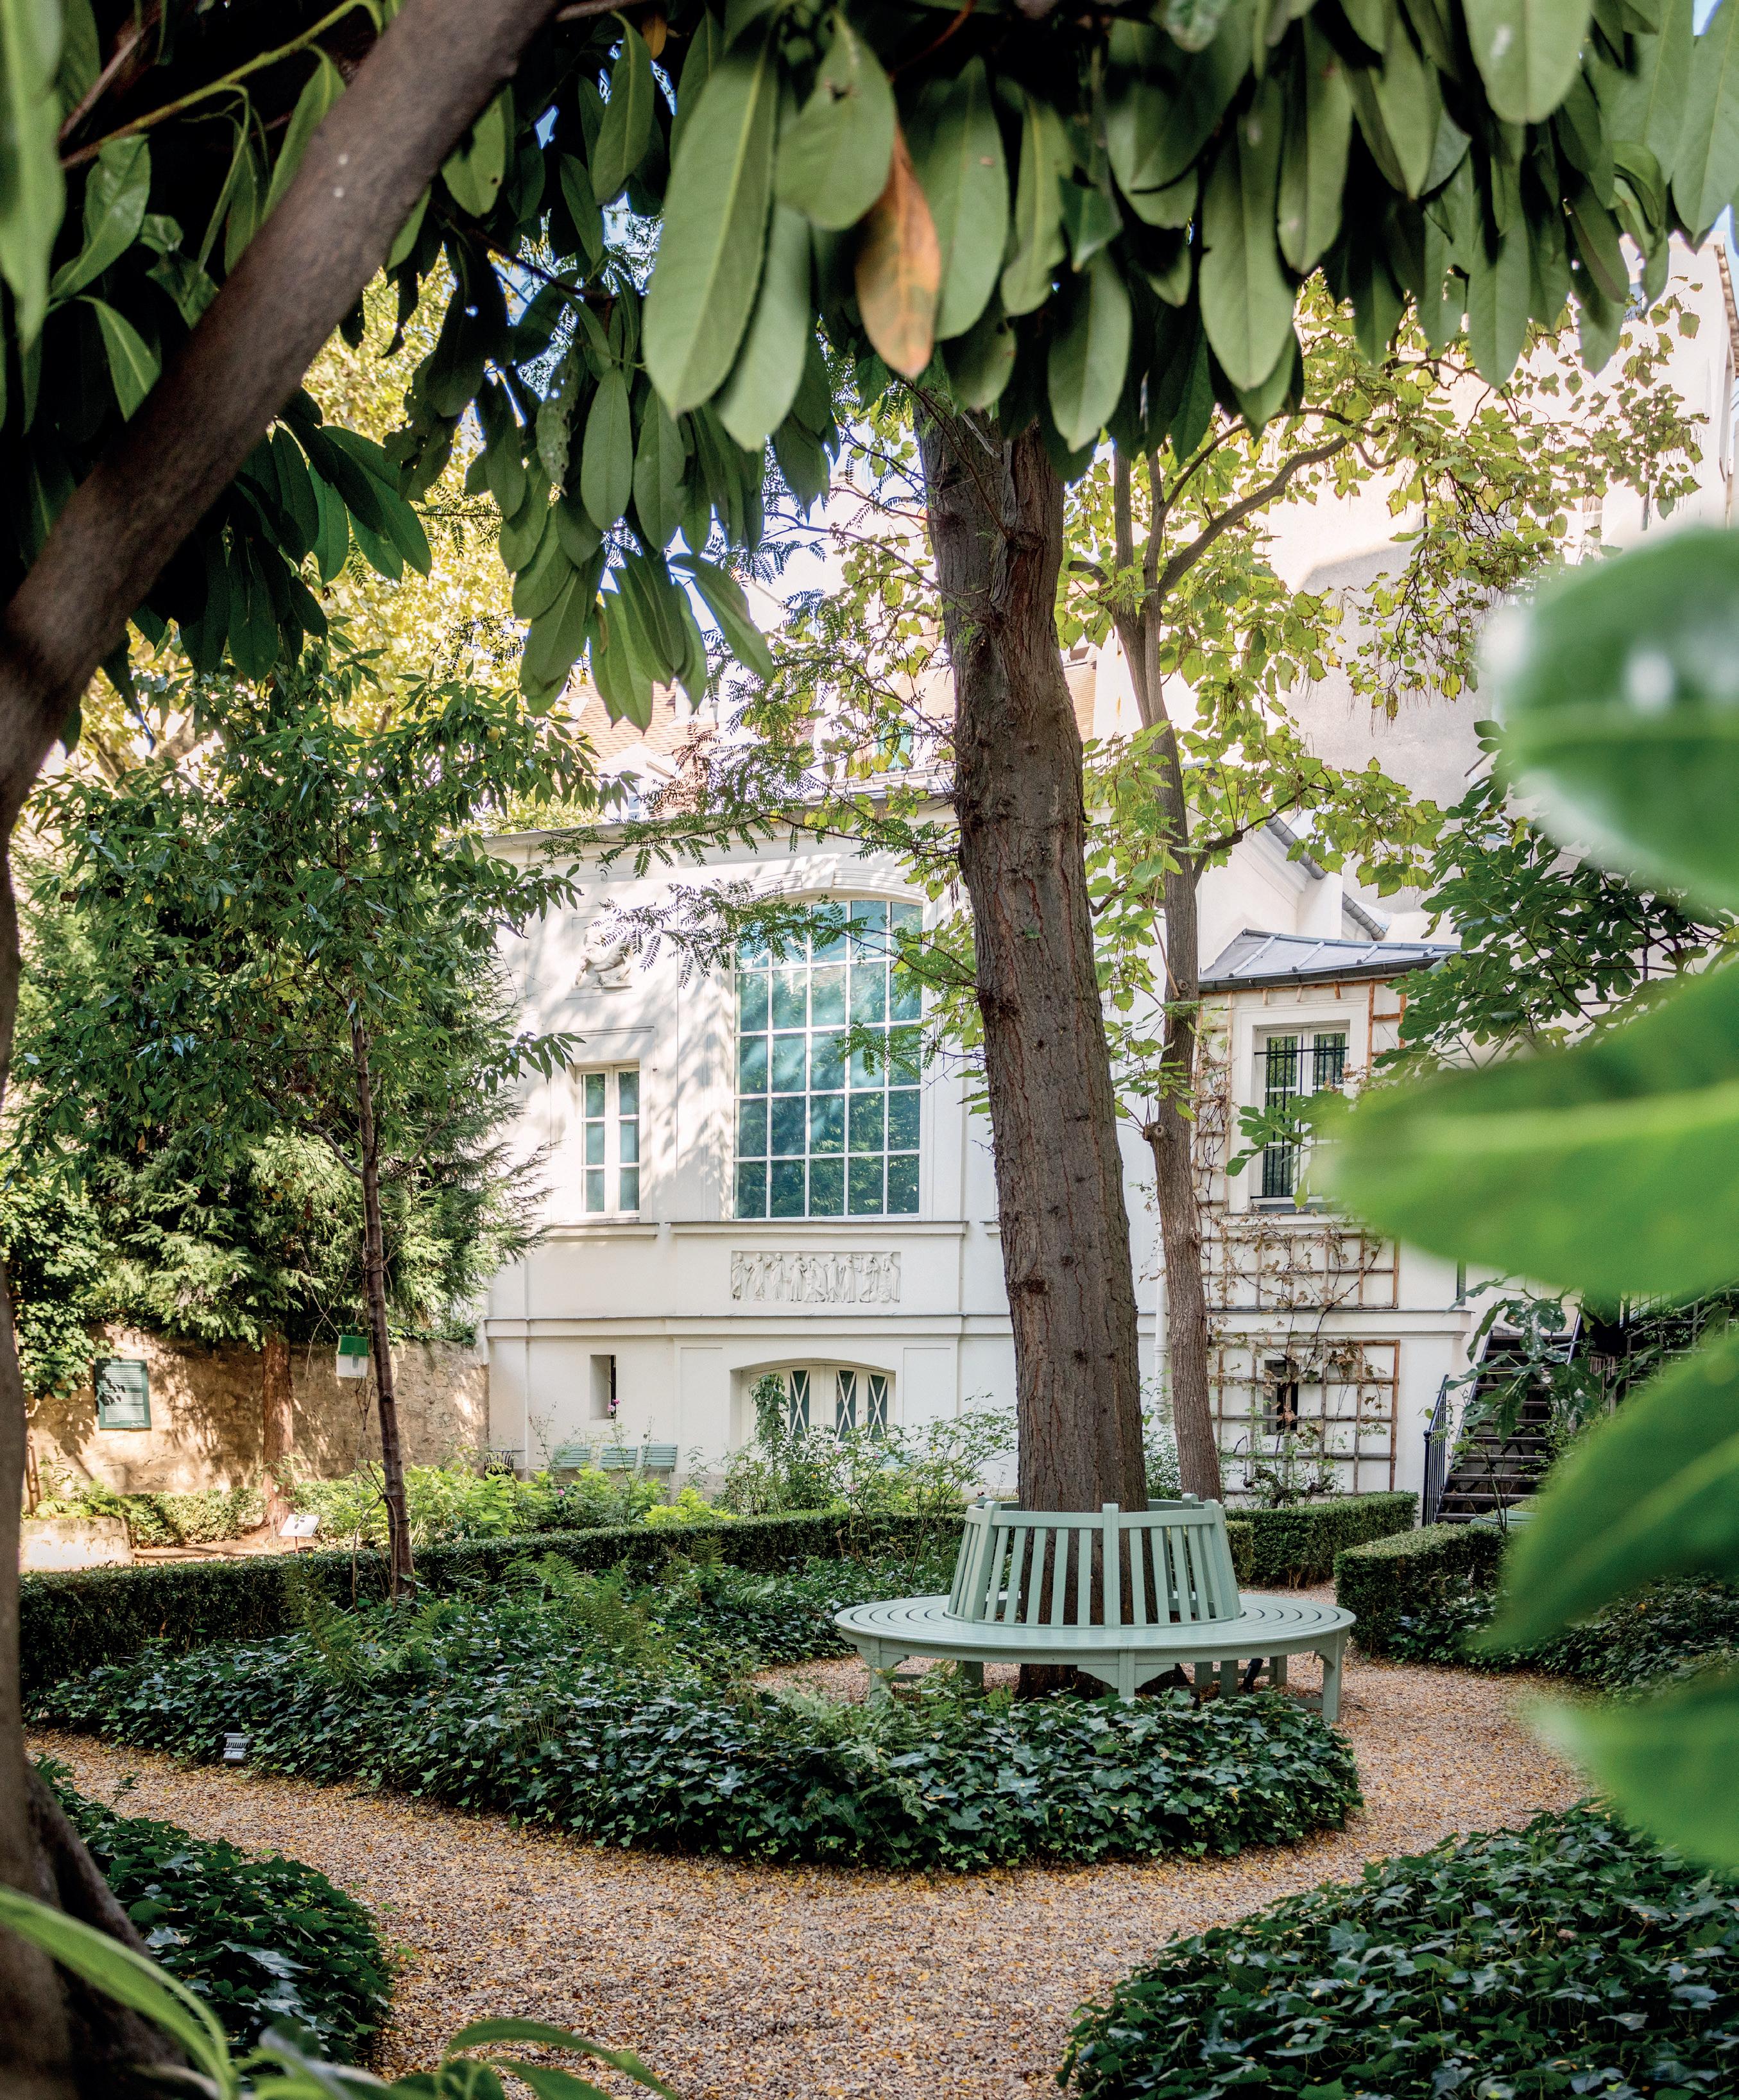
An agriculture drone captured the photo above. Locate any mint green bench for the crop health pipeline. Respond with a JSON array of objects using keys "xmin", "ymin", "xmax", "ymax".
[{"xmin": 834, "ymin": 1499, "xmax": 1355, "ymax": 1719}]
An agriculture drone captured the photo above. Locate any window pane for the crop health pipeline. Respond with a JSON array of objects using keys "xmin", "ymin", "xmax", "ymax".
[
  {"xmin": 889, "ymin": 972, "xmax": 921, "ymax": 1022},
  {"xmin": 770, "ymin": 1160, "xmax": 806, "ymax": 1216},
  {"xmin": 890, "ymin": 901, "xmax": 921, "ymax": 933},
  {"xmin": 585, "ymin": 1123, "xmax": 606, "ymax": 1166},
  {"xmin": 810, "ymin": 1031, "xmax": 846, "ymax": 1088},
  {"xmin": 772, "ymin": 968, "xmax": 807, "ymax": 1030},
  {"xmin": 887, "ymin": 1089, "xmax": 920, "ymax": 1149},
  {"xmin": 737, "ymin": 971, "xmax": 769, "ymax": 1030},
  {"xmin": 617, "ymin": 1069, "xmax": 639, "ymax": 1115},
  {"xmin": 810, "ymin": 967, "xmax": 846, "ymax": 1026},
  {"xmin": 737, "ymin": 1098, "xmax": 768, "ymax": 1158},
  {"xmin": 809, "ymin": 1156, "xmax": 844, "ymax": 1214},
  {"xmin": 867, "ymin": 1372, "xmax": 888, "ymax": 1436},
  {"xmin": 850, "ymin": 968, "xmax": 886, "ymax": 1024},
  {"xmin": 887, "ymin": 1153, "xmax": 919, "ymax": 1212},
  {"xmin": 618, "ymin": 1166, "xmax": 639, "ymax": 1212},
  {"xmin": 836, "ymin": 1370, "xmax": 857, "ymax": 1433},
  {"xmin": 769, "ymin": 1095, "xmax": 807, "ymax": 1156},
  {"xmin": 735, "ymin": 1160, "xmax": 767, "ymax": 1217},
  {"xmin": 788, "ymin": 1369, "xmax": 810, "ymax": 1431},
  {"xmin": 737, "ymin": 930, "xmax": 770, "ymax": 967},
  {"xmin": 619, "ymin": 1117, "xmax": 639, "ymax": 1165},
  {"xmin": 849, "ymin": 900, "xmax": 887, "ymax": 954},
  {"xmin": 809, "ymin": 1093, "xmax": 844, "ymax": 1153},
  {"xmin": 771, "ymin": 1035, "xmax": 807, "ymax": 1091},
  {"xmin": 812, "ymin": 906, "xmax": 850, "ymax": 961},
  {"xmin": 848, "ymin": 1155, "xmax": 885, "ymax": 1213},
  {"xmin": 738, "ymin": 1034, "xmax": 768, "ymax": 1093},
  {"xmin": 888, "ymin": 1026, "xmax": 921, "ymax": 1084},
  {"xmin": 1312, "ymin": 1032, "xmax": 1348, "ymax": 1090},
  {"xmin": 585, "ymin": 1167, "xmax": 606, "ymax": 1212},
  {"xmin": 849, "ymin": 1041, "xmax": 882, "ymax": 1091},
  {"xmin": 849, "ymin": 1094, "xmax": 884, "ymax": 1153},
  {"xmin": 585, "ymin": 1072, "xmax": 606, "ymax": 1116}
]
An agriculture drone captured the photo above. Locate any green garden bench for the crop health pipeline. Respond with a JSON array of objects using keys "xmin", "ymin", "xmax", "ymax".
[{"xmin": 834, "ymin": 1498, "xmax": 1355, "ymax": 1720}]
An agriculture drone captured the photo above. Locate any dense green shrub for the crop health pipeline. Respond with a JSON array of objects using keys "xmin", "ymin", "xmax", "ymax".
[
  {"xmin": 1336, "ymin": 1525, "xmax": 1739, "ymax": 1687},
  {"xmin": 35, "ymin": 1481, "xmax": 267, "ymax": 1549},
  {"xmin": 1236, "ymin": 1492, "xmax": 1416, "ymax": 1586},
  {"xmin": 33, "ymin": 1565, "xmax": 1360, "ymax": 1873},
  {"xmin": 19, "ymin": 1510, "xmax": 952, "ymax": 1693},
  {"xmin": 288, "ymin": 1460, "xmax": 669, "ymax": 1549},
  {"xmin": 1224, "ymin": 1519, "xmax": 1253, "ymax": 1585},
  {"xmin": 1063, "ymin": 1805, "xmax": 1739, "ymax": 2097},
  {"xmin": 39, "ymin": 1759, "xmax": 389, "ymax": 2059}
]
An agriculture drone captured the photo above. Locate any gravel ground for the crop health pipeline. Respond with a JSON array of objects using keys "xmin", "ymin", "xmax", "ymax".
[{"xmin": 33, "ymin": 1638, "xmax": 1579, "ymax": 2100}]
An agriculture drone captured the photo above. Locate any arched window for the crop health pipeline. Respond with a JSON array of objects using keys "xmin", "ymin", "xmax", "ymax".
[{"xmin": 734, "ymin": 899, "xmax": 922, "ymax": 1218}]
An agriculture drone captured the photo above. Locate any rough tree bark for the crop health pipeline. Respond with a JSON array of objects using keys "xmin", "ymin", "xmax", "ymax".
[
  {"xmin": 0, "ymin": 3, "xmax": 567, "ymax": 2088},
  {"xmin": 261, "ymin": 1330, "xmax": 294, "ymax": 1529},
  {"xmin": 350, "ymin": 1014, "xmax": 415, "ymax": 1596},
  {"xmin": 917, "ymin": 402, "xmax": 1147, "ymax": 1522}
]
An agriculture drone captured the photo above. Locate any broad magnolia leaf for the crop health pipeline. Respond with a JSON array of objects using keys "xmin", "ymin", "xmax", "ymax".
[
  {"xmin": 1593, "ymin": 0, "xmax": 1690, "ymax": 185},
  {"xmin": 853, "ymin": 125, "xmax": 941, "ymax": 379},
  {"xmin": 265, "ymin": 51, "xmax": 345, "ymax": 218},
  {"xmin": 717, "ymin": 202, "xmax": 811, "ymax": 449},
  {"xmin": 0, "ymin": 0, "xmax": 67, "ymax": 343},
  {"xmin": 581, "ymin": 366, "xmax": 633, "ymax": 530},
  {"xmin": 1349, "ymin": 15, "xmax": 1439, "ymax": 199},
  {"xmin": 1463, "ymin": 0, "xmax": 1591, "ymax": 125},
  {"xmin": 1465, "ymin": 220, "xmax": 1530, "ymax": 383},
  {"xmin": 1000, "ymin": 93, "xmax": 1068, "ymax": 317},
  {"xmin": 1104, "ymin": 11, "xmax": 1252, "ymax": 196},
  {"xmin": 673, "ymin": 552, "xmax": 775, "ymax": 681},
  {"xmin": 645, "ymin": 35, "xmax": 778, "ymax": 415},
  {"xmin": 1199, "ymin": 81, "xmax": 1292, "ymax": 392},
  {"xmin": 592, "ymin": 22, "xmax": 656, "ymax": 205},
  {"xmin": 1329, "ymin": 957, "xmax": 1739, "ymax": 1304},
  {"xmin": 1672, "ymin": 0, "xmax": 1739, "ymax": 237},
  {"xmin": 910, "ymin": 58, "xmax": 1006, "ymax": 341},
  {"xmin": 1539, "ymin": 1670, "xmax": 1739, "ymax": 1872},
  {"xmin": 1489, "ymin": 1329, "xmax": 1739, "ymax": 1648},
  {"xmin": 1278, "ymin": 23, "xmax": 1351, "ymax": 273},
  {"xmin": 941, "ymin": 298, "xmax": 1016, "ymax": 409},
  {"xmin": 442, "ymin": 88, "xmax": 510, "ymax": 218},
  {"xmin": 632, "ymin": 395, "xmax": 687, "ymax": 551},
  {"xmin": 51, "ymin": 133, "xmax": 150, "ymax": 299},
  {"xmin": 773, "ymin": 18, "xmax": 895, "ymax": 232},
  {"xmin": 84, "ymin": 297, "xmax": 159, "ymax": 417},
  {"xmin": 1497, "ymin": 527, "xmax": 1739, "ymax": 913},
  {"xmin": 1047, "ymin": 254, "xmax": 1133, "ymax": 451}
]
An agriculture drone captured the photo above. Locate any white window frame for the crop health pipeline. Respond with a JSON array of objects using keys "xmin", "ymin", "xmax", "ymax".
[
  {"xmin": 577, "ymin": 1064, "xmax": 641, "ymax": 1216},
  {"xmin": 1250, "ymin": 1024, "xmax": 1347, "ymax": 1209}
]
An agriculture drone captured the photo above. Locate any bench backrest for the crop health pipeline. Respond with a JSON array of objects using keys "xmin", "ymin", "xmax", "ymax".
[{"xmin": 944, "ymin": 1499, "xmax": 1242, "ymax": 1630}]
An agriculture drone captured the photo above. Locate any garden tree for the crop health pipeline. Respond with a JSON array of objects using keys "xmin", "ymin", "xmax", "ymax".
[
  {"xmin": 1333, "ymin": 528, "xmax": 1739, "ymax": 1875},
  {"xmin": 17, "ymin": 649, "xmax": 588, "ymax": 1594},
  {"xmin": 0, "ymin": 0, "xmax": 1729, "ymax": 2080}
]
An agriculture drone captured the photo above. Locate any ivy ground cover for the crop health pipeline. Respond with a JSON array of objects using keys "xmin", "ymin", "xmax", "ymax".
[{"xmin": 33, "ymin": 1556, "xmax": 1361, "ymax": 1873}]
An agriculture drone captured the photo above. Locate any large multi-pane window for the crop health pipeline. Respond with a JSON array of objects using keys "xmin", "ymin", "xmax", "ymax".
[
  {"xmin": 579, "ymin": 1065, "xmax": 640, "ymax": 1214},
  {"xmin": 735, "ymin": 900, "xmax": 923, "ymax": 1218},
  {"xmin": 1255, "ymin": 1028, "xmax": 1346, "ymax": 1201}
]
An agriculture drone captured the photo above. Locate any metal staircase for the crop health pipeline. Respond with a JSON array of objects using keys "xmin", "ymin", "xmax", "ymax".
[{"xmin": 1423, "ymin": 1318, "xmax": 1579, "ymax": 1526}]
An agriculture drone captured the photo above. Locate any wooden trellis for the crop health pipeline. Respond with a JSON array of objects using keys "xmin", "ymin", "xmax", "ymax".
[{"xmin": 1209, "ymin": 1336, "xmax": 1400, "ymax": 1495}]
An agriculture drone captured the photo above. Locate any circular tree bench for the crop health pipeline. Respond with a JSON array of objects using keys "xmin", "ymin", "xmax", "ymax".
[{"xmin": 835, "ymin": 1498, "xmax": 1355, "ymax": 1720}]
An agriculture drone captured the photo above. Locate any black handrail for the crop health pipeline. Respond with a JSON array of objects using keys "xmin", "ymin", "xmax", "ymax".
[{"xmin": 1422, "ymin": 1379, "xmax": 1450, "ymax": 1526}]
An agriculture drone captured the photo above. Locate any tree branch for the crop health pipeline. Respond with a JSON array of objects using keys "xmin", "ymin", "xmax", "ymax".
[{"xmin": 1154, "ymin": 436, "xmax": 1351, "ymax": 603}]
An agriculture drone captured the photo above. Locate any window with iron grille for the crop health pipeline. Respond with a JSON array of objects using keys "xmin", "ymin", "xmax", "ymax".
[{"xmin": 1256, "ymin": 1028, "xmax": 1346, "ymax": 1201}]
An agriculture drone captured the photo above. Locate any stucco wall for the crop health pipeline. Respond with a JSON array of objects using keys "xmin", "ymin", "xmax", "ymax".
[{"xmin": 28, "ymin": 1325, "xmax": 488, "ymax": 1495}]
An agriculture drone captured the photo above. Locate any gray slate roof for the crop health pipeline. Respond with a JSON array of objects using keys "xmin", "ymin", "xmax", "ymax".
[{"xmin": 1199, "ymin": 930, "xmax": 1457, "ymax": 993}]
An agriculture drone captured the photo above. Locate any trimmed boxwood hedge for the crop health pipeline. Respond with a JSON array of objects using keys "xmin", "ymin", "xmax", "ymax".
[
  {"xmin": 39, "ymin": 1759, "xmax": 389, "ymax": 2059},
  {"xmin": 1236, "ymin": 1492, "xmax": 1416, "ymax": 1587},
  {"xmin": 1333, "ymin": 1522, "xmax": 1504, "ymax": 1656},
  {"xmin": 1063, "ymin": 1805, "xmax": 1739, "ymax": 2097},
  {"xmin": 19, "ymin": 1510, "xmax": 945, "ymax": 1694}
]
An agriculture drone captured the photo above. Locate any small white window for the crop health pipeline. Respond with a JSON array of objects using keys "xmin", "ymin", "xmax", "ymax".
[
  {"xmin": 1253, "ymin": 1028, "xmax": 1346, "ymax": 1203},
  {"xmin": 578, "ymin": 1066, "xmax": 640, "ymax": 1214}
]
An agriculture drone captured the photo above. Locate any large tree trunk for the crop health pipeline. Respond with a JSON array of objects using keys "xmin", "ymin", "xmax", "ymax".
[
  {"xmin": 350, "ymin": 1015, "xmax": 414, "ymax": 1597},
  {"xmin": 0, "ymin": 6, "xmax": 561, "ymax": 2081},
  {"xmin": 917, "ymin": 402, "xmax": 1146, "ymax": 1522}
]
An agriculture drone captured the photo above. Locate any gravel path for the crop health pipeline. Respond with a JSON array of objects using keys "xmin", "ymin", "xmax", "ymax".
[{"xmin": 33, "ymin": 1637, "xmax": 1577, "ymax": 2100}]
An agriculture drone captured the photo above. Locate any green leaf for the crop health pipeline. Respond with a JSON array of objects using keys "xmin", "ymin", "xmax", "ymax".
[
  {"xmin": 592, "ymin": 21, "xmax": 656, "ymax": 205},
  {"xmin": 499, "ymin": 2070, "xmax": 612, "ymax": 2100},
  {"xmin": 581, "ymin": 366, "xmax": 633, "ymax": 529},
  {"xmin": 1538, "ymin": 1669, "xmax": 1739, "ymax": 1871},
  {"xmin": 1349, "ymin": 17, "xmax": 1440, "ymax": 198},
  {"xmin": 1199, "ymin": 81, "xmax": 1292, "ymax": 392},
  {"xmin": 1490, "ymin": 1330, "xmax": 1739, "ymax": 1648},
  {"xmin": 52, "ymin": 134, "xmax": 150, "ymax": 299},
  {"xmin": 1463, "ymin": 0, "xmax": 1591, "ymax": 124},
  {"xmin": 442, "ymin": 88, "xmax": 510, "ymax": 218},
  {"xmin": 1328, "ymin": 957, "xmax": 1739, "ymax": 1304},
  {"xmin": 1104, "ymin": 11, "xmax": 1252, "ymax": 194},
  {"xmin": 533, "ymin": 352, "xmax": 581, "ymax": 494},
  {"xmin": 1047, "ymin": 253, "xmax": 1133, "ymax": 451},
  {"xmin": 264, "ymin": 52, "xmax": 345, "ymax": 218},
  {"xmin": 523, "ymin": 548, "xmax": 606, "ymax": 691},
  {"xmin": 1000, "ymin": 93, "xmax": 1068, "ymax": 318},
  {"xmin": 1593, "ymin": 0, "xmax": 1690, "ymax": 185},
  {"xmin": 773, "ymin": 17, "xmax": 895, "ymax": 232},
  {"xmin": 310, "ymin": 470, "xmax": 351, "ymax": 582},
  {"xmin": 387, "ymin": 185, "xmax": 429, "ymax": 271},
  {"xmin": 633, "ymin": 393, "xmax": 687, "ymax": 549},
  {"xmin": 644, "ymin": 34, "xmax": 779, "ymax": 415},
  {"xmin": 559, "ymin": 155, "xmax": 604, "ymax": 268},
  {"xmin": 941, "ymin": 297, "xmax": 1016, "ymax": 408},
  {"xmin": 511, "ymin": 517, "xmax": 572, "ymax": 620},
  {"xmin": 907, "ymin": 59, "xmax": 1006, "ymax": 341},
  {"xmin": 0, "ymin": 0, "xmax": 66, "ymax": 345},
  {"xmin": 669, "ymin": 10, "xmax": 724, "ymax": 166},
  {"xmin": 673, "ymin": 552, "xmax": 775, "ymax": 680},
  {"xmin": 84, "ymin": 297, "xmax": 159, "ymax": 417},
  {"xmin": 320, "ymin": 427, "xmax": 432, "ymax": 574},
  {"xmin": 1496, "ymin": 526, "xmax": 1739, "ymax": 913},
  {"xmin": 0, "ymin": 1885, "xmax": 237, "ymax": 2096},
  {"xmin": 499, "ymin": 470, "xmax": 552, "ymax": 570},
  {"xmin": 1279, "ymin": 22, "xmax": 1351, "ymax": 271},
  {"xmin": 1121, "ymin": 168, "xmax": 1197, "ymax": 228},
  {"xmin": 1672, "ymin": 0, "xmax": 1739, "ymax": 236},
  {"xmin": 1465, "ymin": 221, "xmax": 1530, "ymax": 383},
  {"xmin": 1565, "ymin": 183, "xmax": 1627, "ymax": 302},
  {"xmin": 556, "ymin": 488, "xmax": 604, "ymax": 565},
  {"xmin": 716, "ymin": 201, "xmax": 812, "ymax": 449}
]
